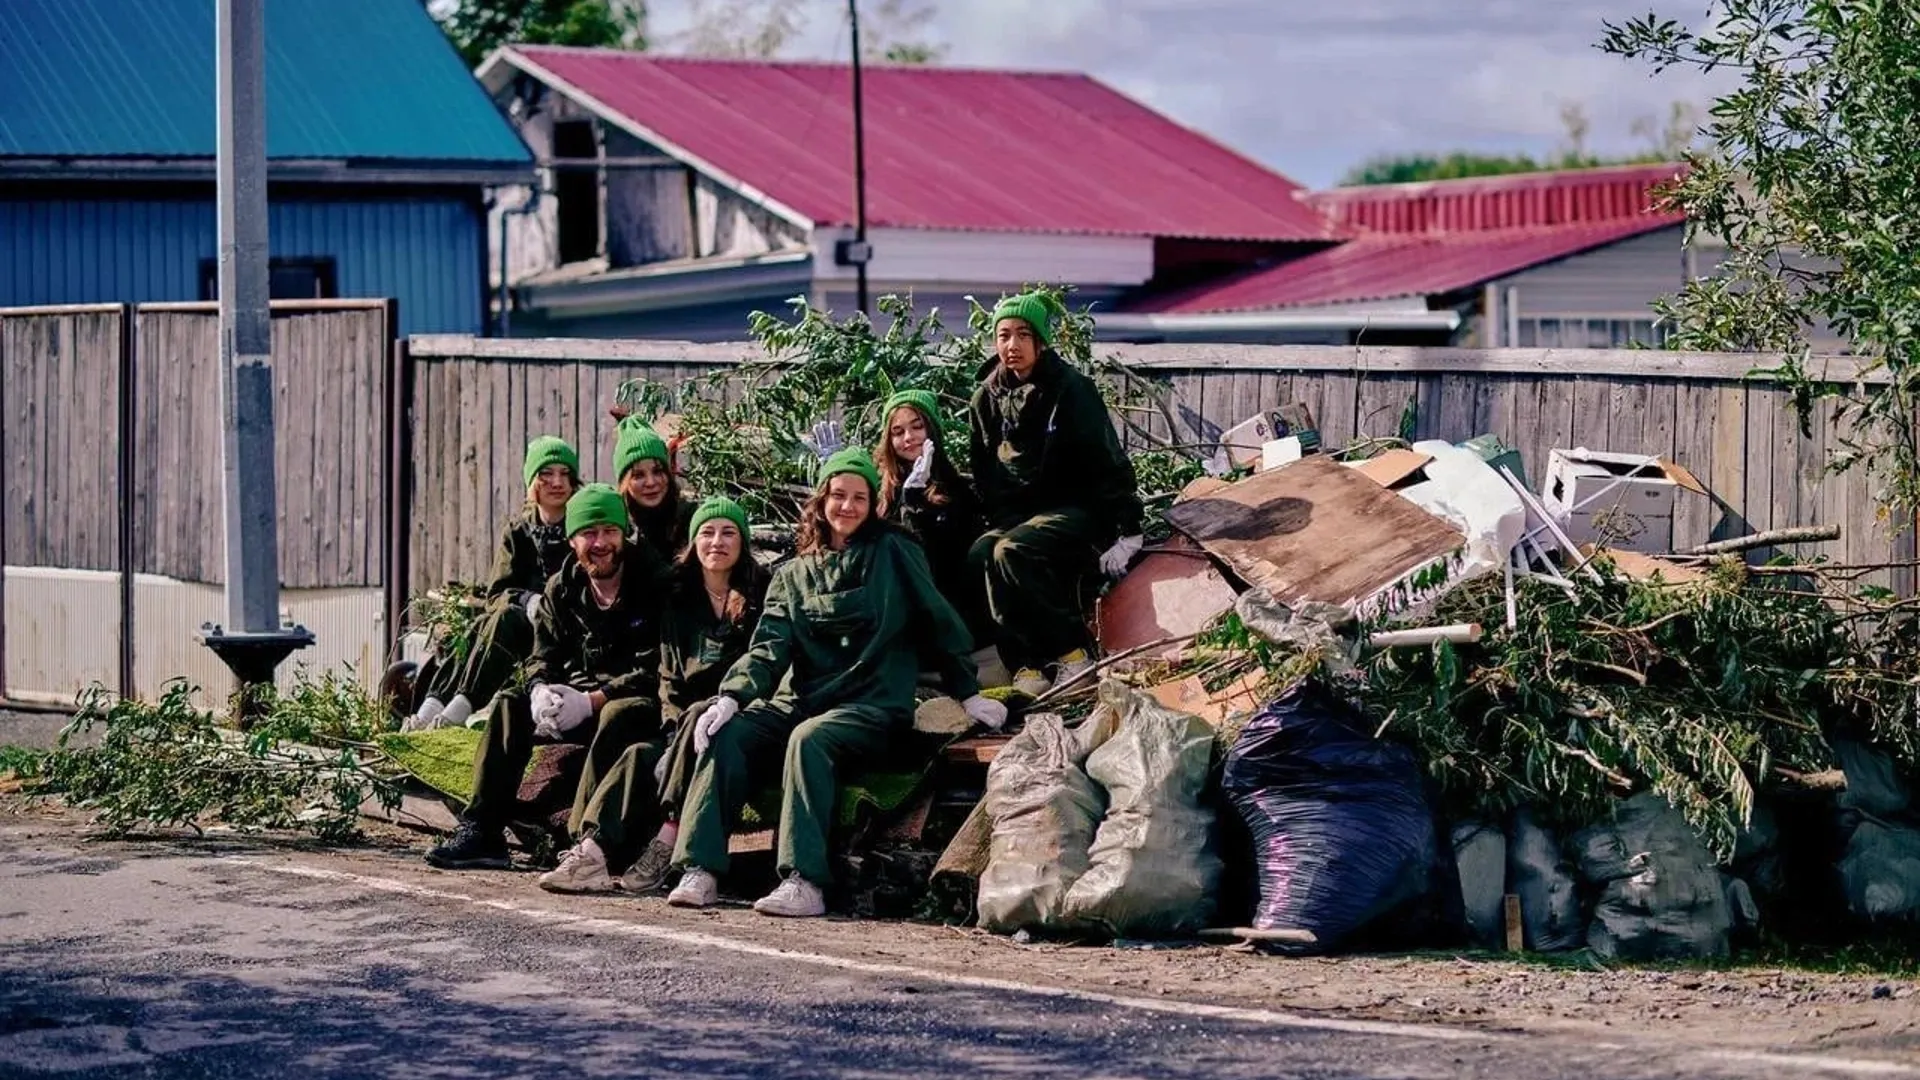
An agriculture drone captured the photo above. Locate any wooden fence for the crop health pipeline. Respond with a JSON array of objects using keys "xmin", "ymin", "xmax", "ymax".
[
  {"xmin": 0, "ymin": 300, "xmax": 393, "ymax": 587},
  {"xmin": 403, "ymin": 336, "xmax": 1916, "ymax": 596}
]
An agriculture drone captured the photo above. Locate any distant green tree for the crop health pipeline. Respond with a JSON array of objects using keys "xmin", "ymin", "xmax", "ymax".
[
  {"xmin": 434, "ymin": 0, "xmax": 646, "ymax": 69},
  {"xmin": 1338, "ymin": 101, "xmax": 1699, "ymax": 186}
]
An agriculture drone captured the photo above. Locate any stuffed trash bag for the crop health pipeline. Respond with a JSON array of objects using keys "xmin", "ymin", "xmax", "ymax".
[
  {"xmin": 976, "ymin": 711, "xmax": 1113, "ymax": 934},
  {"xmin": 1060, "ymin": 683, "xmax": 1223, "ymax": 938},
  {"xmin": 1221, "ymin": 679, "xmax": 1438, "ymax": 954}
]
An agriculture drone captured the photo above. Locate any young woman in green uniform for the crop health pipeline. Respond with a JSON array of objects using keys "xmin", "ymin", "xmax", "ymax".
[
  {"xmin": 873, "ymin": 389, "xmax": 988, "ymax": 647},
  {"xmin": 537, "ymin": 496, "xmax": 770, "ymax": 894},
  {"xmin": 666, "ymin": 449, "xmax": 1006, "ymax": 917},
  {"xmin": 967, "ymin": 293, "xmax": 1145, "ymax": 699},
  {"xmin": 613, "ymin": 416, "xmax": 696, "ymax": 561},
  {"xmin": 403, "ymin": 436, "xmax": 580, "ymax": 731}
]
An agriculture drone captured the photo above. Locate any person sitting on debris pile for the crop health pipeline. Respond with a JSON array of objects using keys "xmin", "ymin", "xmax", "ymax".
[
  {"xmin": 403, "ymin": 436, "xmax": 581, "ymax": 732},
  {"xmin": 666, "ymin": 449, "xmax": 1006, "ymax": 917},
  {"xmin": 613, "ymin": 416, "xmax": 695, "ymax": 562},
  {"xmin": 967, "ymin": 292, "xmax": 1145, "ymax": 699},
  {"xmin": 539, "ymin": 496, "xmax": 771, "ymax": 894},
  {"xmin": 873, "ymin": 389, "xmax": 989, "ymax": 648},
  {"xmin": 426, "ymin": 483, "xmax": 669, "ymax": 871}
]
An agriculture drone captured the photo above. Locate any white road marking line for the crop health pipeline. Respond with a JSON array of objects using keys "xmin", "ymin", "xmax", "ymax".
[
  {"xmin": 243, "ymin": 859, "xmax": 1920, "ymax": 1077},
  {"xmin": 244, "ymin": 860, "xmax": 1492, "ymax": 1043},
  {"xmin": 1697, "ymin": 1052, "xmax": 1920, "ymax": 1077}
]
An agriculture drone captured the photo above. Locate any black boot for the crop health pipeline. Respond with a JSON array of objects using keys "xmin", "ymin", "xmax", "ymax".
[{"xmin": 425, "ymin": 820, "xmax": 511, "ymax": 870}]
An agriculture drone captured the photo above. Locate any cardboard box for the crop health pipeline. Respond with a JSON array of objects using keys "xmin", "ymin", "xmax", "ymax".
[
  {"xmin": 1217, "ymin": 412, "xmax": 1279, "ymax": 469},
  {"xmin": 1542, "ymin": 448, "xmax": 1707, "ymax": 553}
]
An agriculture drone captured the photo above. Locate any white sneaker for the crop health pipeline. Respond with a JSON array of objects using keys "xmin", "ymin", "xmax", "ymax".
[
  {"xmin": 537, "ymin": 838, "xmax": 613, "ymax": 894},
  {"xmin": 1010, "ymin": 667, "xmax": 1052, "ymax": 699},
  {"xmin": 667, "ymin": 866, "xmax": 719, "ymax": 909},
  {"xmin": 619, "ymin": 837, "xmax": 675, "ymax": 894},
  {"xmin": 401, "ymin": 696, "xmax": 445, "ymax": 733},
  {"xmin": 752, "ymin": 874, "xmax": 826, "ymax": 918},
  {"xmin": 1054, "ymin": 650, "xmax": 1095, "ymax": 689},
  {"xmin": 439, "ymin": 694, "xmax": 474, "ymax": 729}
]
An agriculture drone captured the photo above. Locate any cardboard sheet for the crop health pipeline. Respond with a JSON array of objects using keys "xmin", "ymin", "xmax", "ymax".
[{"xmin": 1165, "ymin": 455, "xmax": 1465, "ymax": 613}]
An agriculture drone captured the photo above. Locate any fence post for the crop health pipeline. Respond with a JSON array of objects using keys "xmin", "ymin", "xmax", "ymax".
[
  {"xmin": 119, "ymin": 303, "xmax": 136, "ymax": 699},
  {"xmin": 383, "ymin": 328, "xmax": 414, "ymax": 658}
]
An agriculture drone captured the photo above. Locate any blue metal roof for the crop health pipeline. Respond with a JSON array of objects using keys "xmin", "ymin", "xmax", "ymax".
[{"xmin": 0, "ymin": 0, "xmax": 531, "ymax": 165}]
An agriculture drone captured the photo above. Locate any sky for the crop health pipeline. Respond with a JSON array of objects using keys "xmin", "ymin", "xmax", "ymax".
[{"xmin": 642, "ymin": 0, "xmax": 1731, "ymax": 189}]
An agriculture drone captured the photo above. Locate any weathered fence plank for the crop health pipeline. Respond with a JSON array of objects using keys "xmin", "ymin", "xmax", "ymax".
[{"xmin": 402, "ymin": 338, "xmax": 1918, "ymax": 596}]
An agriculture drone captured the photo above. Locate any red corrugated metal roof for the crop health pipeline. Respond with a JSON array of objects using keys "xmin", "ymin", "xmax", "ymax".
[
  {"xmin": 1306, "ymin": 162, "xmax": 1686, "ymax": 234},
  {"xmin": 1132, "ymin": 218, "xmax": 1678, "ymax": 313},
  {"xmin": 507, "ymin": 46, "xmax": 1342, "ymax": 242}
]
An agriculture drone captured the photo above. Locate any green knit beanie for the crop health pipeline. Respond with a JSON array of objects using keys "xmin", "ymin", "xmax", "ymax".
[
  {"xmin": 565, "ymin": 483, "xmax": 630, "ymax": 537},
  {"xmin": 881, "ymin": 389, "xmax": 943, "ymax": 441},
  {"xmin": 613, "ymin": 417, "xmax": 670, "ymax": 481},
  {"xmin": 990, "ymin": 292, "xmax": 1053, "ymax": 347},
  {"xmin": 687, "ymin": 495, "xmax": 750, "ymax": 543},
  {"xmin": 522, "ymin": 435, "xmax": 579, "ymax": 488},
  {"xmin": 817, "ymin": 447, "xmax": 882, "ymax": 495}
]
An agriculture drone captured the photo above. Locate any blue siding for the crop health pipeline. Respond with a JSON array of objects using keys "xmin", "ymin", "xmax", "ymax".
[{"xmin": 0, "ymin": 194, "xmax": 484, "ymax": 335}]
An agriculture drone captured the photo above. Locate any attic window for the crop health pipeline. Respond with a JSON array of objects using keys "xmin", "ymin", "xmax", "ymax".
[
  {"xmin": 553, "ymin": 119, "xmax": 602, "ymax": 265},
  {"xmin": 197, "ymin": 257, "xmax": 337, "ymax": 302}
]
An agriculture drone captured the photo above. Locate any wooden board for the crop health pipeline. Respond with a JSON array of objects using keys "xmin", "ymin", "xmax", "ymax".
[{"xmin": 1165, "ymin": 455, "xmax": 1464, "ymax": 611}]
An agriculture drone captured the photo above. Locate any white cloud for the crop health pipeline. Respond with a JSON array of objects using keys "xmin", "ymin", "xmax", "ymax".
[{"xmin": 644, "ymin": 0, "xmax": 1732, "ymax": 187}]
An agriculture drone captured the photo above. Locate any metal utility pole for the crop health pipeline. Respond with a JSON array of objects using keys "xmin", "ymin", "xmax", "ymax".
[
  {"xmin": 835, "ymin": 0, "xmax": 873, "ymax": 314},
  {"xmin": 200, "ymin": 0, "xmax": 312, "ymax": 712}
]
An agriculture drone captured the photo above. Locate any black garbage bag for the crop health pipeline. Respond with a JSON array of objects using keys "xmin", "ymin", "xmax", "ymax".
[{"xmin": 1221, "ymin": 680, "xmax": 1439, "ymax": 954}]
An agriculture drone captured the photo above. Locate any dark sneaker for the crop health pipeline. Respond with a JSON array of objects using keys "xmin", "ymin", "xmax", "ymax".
[
  {"xmin": 425, "ymin": 821, "xmax": 511, "ymax": 870},
  {"xmin": 619, "ymin": 837, "xmax": 676, "ymax": 894}
]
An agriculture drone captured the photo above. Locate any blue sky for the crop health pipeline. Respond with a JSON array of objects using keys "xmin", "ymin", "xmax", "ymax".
[{"xmin": 644, "ymin": 0, "xmax": 1731, "ymax": 189}]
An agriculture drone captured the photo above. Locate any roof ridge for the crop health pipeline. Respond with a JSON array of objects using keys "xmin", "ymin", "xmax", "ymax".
[{"xmin": 511, "ymin": 44, "xmax": 1096, "ymax": 80}]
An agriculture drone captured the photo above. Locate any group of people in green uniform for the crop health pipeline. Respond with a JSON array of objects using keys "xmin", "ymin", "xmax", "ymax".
[{"xmin": 412, "ymin": 293, "xmax": 1143, "ymax": 919}]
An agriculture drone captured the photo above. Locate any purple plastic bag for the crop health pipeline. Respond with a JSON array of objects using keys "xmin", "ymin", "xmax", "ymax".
[{"xmin": 1221, "ymin": 680, "xmax": 1437, "ymax": 953}]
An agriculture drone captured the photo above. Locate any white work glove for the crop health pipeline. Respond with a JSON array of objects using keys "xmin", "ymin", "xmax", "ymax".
[
  {"xmin": 801, "ymin": 419, "xmax": 844, "ymax": 460},
  {"xmin": 692, "ymin": 696, "xmax": 741, "ymax": 756},
  {"xmin": 903, "ymin": 447, "xmax": 934, "ymax": 490},
  {"xmin": 524, "ymin": 593, "xmax": 542, "ymax": 620},
  {"xmin": 1099, "ymin": 534, "xmax": 1144, "ymax": 578},
  {"xmin": 962, "ymin": 694, "xmax": 1007, "ymax": 731},
  {"xmin": 548, "ymin": 685, "xmax": 593, "ymax": 734},
  {"xmin": 530, "ymin": 684, "xmax": 564, "ymax": 739}
]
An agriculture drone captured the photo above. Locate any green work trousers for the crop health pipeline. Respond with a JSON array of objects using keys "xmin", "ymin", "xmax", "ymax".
[
  {"xmin": 575, "ymin": 715, "xmax": 702, "ymax": 869},
  {"xmin": 673, "ymin": 698, "xmax": 901, "ymax": 887},
  {"xmin": 566, "ymin": 698, "xmax": 665, "ymax": 838},
  {"xmin": 423, "ymin": 597, "xmax": 534, "ymax": 713},
  {"xmin": 464, "ymin": 689, "xmax": 657, "ymax": 831},
  {"xmin": 967, "ymin": 508, "xmax": 1108, "ymax": 673}
]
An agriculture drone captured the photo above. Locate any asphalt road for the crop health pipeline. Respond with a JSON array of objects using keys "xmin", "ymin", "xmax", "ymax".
[{"xmin": 6, "ymin": 821, "xmax": 1914, "ymax": 1080}]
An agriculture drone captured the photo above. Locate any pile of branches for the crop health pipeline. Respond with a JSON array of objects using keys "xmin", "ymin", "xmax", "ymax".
[
  {"xmin": 1115, "ymin": 554, "xmax": 1920, "ymax": 861},
  {"xmin": 33, "ymin": 671, "xmax": 403, "ymax": 842},
  {"xmin": 614, "ymin": 287, "xmax": 1207, "ymax": 528}
]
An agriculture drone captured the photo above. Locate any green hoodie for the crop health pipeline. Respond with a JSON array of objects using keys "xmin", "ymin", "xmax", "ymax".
[
  {"xmin": 529, "ymin": 545, "xmax": 671, "ymax": 703},
  {"xmin": 967, "ymin": 351, "xmax": 1143, "ymax": 536},
  {"xmin": 483, "ymin": 507, "xmax": 572, "ymax": 608},
  {"xmin": 719, "ymin": 525, "xmax": 977, "ymax": 717},
  {"xmin": 657, "ymin": 563, "xmax": 769, "ymax": 724}
]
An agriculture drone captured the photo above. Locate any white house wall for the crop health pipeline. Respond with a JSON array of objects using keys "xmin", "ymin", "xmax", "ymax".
[
  {"xmin": 810, "ymin": 228, "xmax": 1155, "ymax": 290},
  {"xmin": 3, "ymin": 566, "xmax": 383, "ymax": 709},
  {"xmin": 694, "ymin": 174, "xmax": 807, "ymax": 260}
]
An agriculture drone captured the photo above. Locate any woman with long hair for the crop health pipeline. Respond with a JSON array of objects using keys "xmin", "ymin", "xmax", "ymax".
[
  {"xmin": 539, "ymin": 496, "xmax": 772, "ymax": 894},
  {"xmin": 403, "ymin": 436, "xmax": 580, "ymax": 732},
  {"xmin": 665, "ymin": 449, "xmax": 1005, "ymax": 917},
  {"xmin": 613, "ymin": 416, "xmax": 695, "ymax": 561},
  {"xmin": 872, "ymin": 389, "xmax": 988, "ymax": 646}
]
